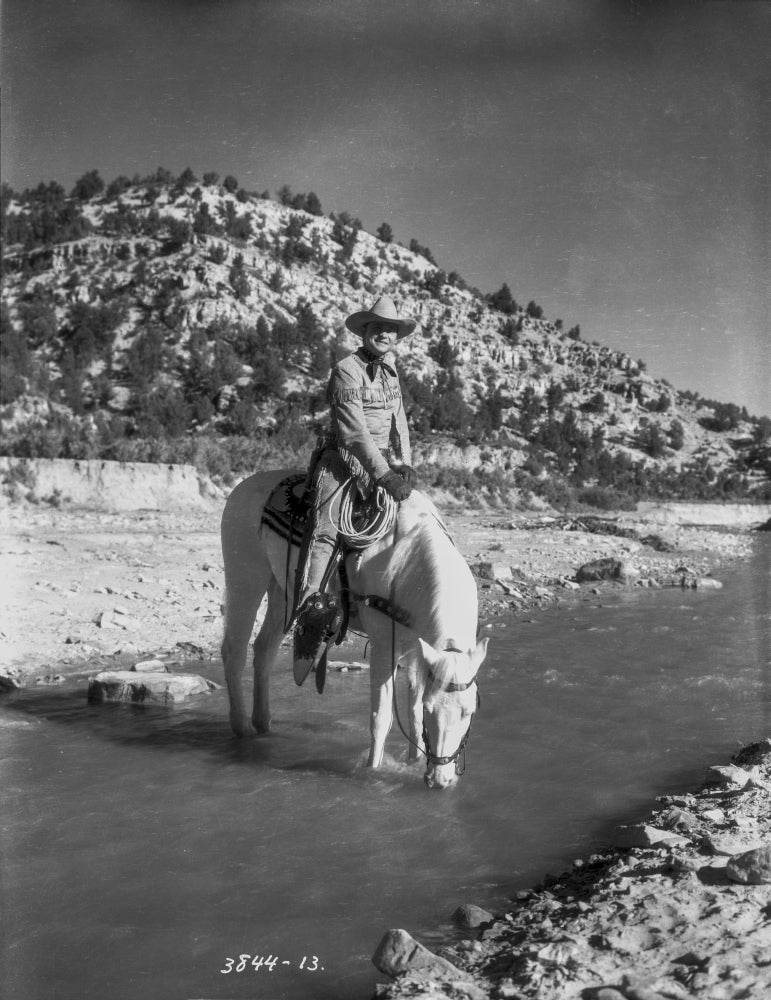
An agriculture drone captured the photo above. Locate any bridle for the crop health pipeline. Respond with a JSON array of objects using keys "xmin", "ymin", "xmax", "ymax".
[
  {"xmin": 420, "ymin": 661, "xmax": 480, "ymax": 776},
  {"xmin": 388, "ymin": 631, "xmax": 481, "ymax": 777}
]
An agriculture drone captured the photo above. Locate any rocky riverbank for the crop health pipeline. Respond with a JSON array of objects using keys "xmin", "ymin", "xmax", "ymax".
[{"xmin": 372, "ymin": 739, "xmax": 771, "ymax": 1000}]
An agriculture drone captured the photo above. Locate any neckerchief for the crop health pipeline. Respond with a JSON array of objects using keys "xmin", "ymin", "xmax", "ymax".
[{"xmin": 359, "ymin": 347, "xmax": 396, "ymax": 382}]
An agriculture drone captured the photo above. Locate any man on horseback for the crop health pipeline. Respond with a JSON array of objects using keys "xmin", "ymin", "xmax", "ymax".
[{"xmin": 293, "ymin": 294, "xmax": 419, "ymax": 683}]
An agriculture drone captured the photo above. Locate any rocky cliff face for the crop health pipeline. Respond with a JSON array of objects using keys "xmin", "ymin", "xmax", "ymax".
[{"xmin": 2, "ymin": 175, "xmax": 769, "ymax": 499}]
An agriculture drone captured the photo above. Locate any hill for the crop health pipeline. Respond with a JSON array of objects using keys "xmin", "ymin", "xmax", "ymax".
[{"xmin": 2, "ymin": 168, "xmax": 769, "ymax": 508}]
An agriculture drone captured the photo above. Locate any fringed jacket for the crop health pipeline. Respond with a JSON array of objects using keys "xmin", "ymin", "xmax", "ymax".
[{"xmin": 326, "ymin": 348, "xmax": 411, "ymax": 490}]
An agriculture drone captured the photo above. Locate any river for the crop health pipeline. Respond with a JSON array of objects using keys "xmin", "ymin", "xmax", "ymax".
[{"xmin": 2, "ymin": 537, "xmax": 769, "ymax": 1000}]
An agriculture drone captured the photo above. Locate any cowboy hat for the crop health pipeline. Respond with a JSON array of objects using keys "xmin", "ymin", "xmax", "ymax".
[{"xmin": 345, "ymin": 294, "xmax": 417, "ymax": 340}]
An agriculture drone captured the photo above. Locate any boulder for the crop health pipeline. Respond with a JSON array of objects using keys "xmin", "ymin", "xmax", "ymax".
[
  {"xmin": 658, "ymin": 806, "xmax": 699, "ymax": 831},
  {"xmin": 726, "ymin": 846, "xmax": 771, "ymax": 885},
  {"xmin": 0, "ymin": 669, "xmax": 24, "ymax": 691},
  {"xmin": 451, "ymin": 903, "xmax": 494, "ymax": 929},
  {"xmin": 612, "ymin": 824, "xmax": 690, "ymax": 849},
  {"xmin": 372, "ymin": 928, "xmax": 471, "ymax": 981},
  {"xmin": 131, "ymin": 658, "xmax": 169, "ymax": 673},
  {"xmin": 87, "ymin": 670, "xmax": 215, "ymax": 704},
  {"xmin": 705, "ymin": 833, "xmax": 763, "ymax": 857},
  {"xmin": 472, "ymin": 562, "xmax": 513, "ymax": 584},
  {"xmin": 621, "ymin": 973, "xmax": 670, "ymax": 1000},
  {"xmin": 703, "ymin": 764, "xmax": 750, "ymax": 789},
  {"xmin": 575, "ymin": 558, "xmax": 637, "ymax": 583}
]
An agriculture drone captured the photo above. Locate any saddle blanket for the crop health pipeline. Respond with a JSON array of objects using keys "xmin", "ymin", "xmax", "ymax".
[{"xmin": 261, "ymin": 473, "xmax": 308, "ymax": 546}]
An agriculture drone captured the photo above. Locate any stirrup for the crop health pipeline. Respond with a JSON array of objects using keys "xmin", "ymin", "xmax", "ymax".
[{"xmin": 293, "ymin": 591, "xmax": 343, "ymax": 688}]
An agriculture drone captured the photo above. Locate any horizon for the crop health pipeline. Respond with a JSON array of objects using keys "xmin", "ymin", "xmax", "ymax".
[{"xmin": 2, "ymin": 0, "xmax": 769, "ymax": 416}]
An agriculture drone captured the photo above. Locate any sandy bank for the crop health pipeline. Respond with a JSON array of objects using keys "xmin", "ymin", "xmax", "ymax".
[{"xmin": 634, "ymin": 501, "xmax": 771, "ymax": 528}]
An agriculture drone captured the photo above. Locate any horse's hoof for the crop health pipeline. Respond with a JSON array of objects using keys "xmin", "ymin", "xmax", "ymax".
[{"xmin": 230, "ymin": 718, "xmax": 254, "ymax": 738}]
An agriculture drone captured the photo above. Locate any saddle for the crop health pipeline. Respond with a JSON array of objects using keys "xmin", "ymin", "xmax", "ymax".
[
  {"xmin": 261, "ymin": 472, "xmax": 358, "ymax": 692},
  {"xmin": 260, "ymin": 473, "xmax": 307, "ymax": 547}
]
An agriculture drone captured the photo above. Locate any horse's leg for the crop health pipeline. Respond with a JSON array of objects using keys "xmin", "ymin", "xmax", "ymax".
[
  {"xmin": 367, "ymin": 633, "xmax": 397, "ymax": 768},
  {"xmin": 251, "ymin": 577, "xmax": 286, "ymax": 734},
  {"xmin": 221, "ymin": 513, "xmax": 274, "ymax": 737},
  {"xmin": 221, "ymin": 567, "xmax": 269, "ymax": 735},
  {"xmin": 401, "ymin": 651, "xmax": 425, "ymax": 763}
]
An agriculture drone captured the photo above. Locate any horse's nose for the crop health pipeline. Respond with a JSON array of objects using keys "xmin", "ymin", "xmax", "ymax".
[{"xmin": 425, "ymin": 767, "xmax": 457, "ymax": 790}]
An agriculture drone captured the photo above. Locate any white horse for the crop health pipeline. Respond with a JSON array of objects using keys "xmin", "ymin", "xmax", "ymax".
[{"xmin": 220, "ymin": 470, "xmax": 488, "ymax": 789}]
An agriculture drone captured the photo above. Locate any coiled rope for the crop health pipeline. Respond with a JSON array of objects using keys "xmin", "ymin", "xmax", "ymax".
[{"xmin": 336, "ymin": 479, "xmax": 397, "ymax": 549}]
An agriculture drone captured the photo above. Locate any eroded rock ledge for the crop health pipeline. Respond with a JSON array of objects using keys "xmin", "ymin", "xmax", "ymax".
[{"xmin": 372, "ymin": 739, "xmax": 771, "ymax": 1000}]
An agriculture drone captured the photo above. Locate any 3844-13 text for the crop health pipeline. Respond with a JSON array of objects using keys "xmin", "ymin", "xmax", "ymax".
[{"xmin": 220, "ymin": 955, "xmax": 323, "ymax": 974}]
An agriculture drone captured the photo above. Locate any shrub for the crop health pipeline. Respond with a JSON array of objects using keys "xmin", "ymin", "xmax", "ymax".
[
  {"xmin": 162, "ymin": 217, "xmax": 191, "ymax": 253},
  {"xmin": 501, "ymin": 318, "xmax": 520, "ymax": 344},
  {"xmin": 305, "ymin": 192, "xmax": 323, "ymax": 216},
  {"xmin": 0, "ymin": 308, "xmax": 30, "ymax": 403},
  {"xmin": 581, "ymin": 391, "xmax": 606, "ymax": 413},
  {"xmin": 60, "ymin": 299, "xmax": 125, "ymax": 368},
  {"xmin": 525, "ymin": 300, "xmax": 543, "ymax": 320},
  {"xmin": 576, "ymin": 485, "xmax": 636, "ymax": 511},
  {"xmin": 105, "ymin": 175, "xmax": 131, "ymax": 199},
  {"xmin": 123, "ymin": 326, "xmax": 170, "ymax": 390},
  {"xmin": 490, "ymin": 283, "xmax": 517, "ymax": 315},
  {"xmin": 133, "ymin": 386, "xmax": 191, "ymax": 438},
  {"xmin": 424, "ymin": 269, "xmax": 446, "ymax": 298},
  {"xmin": 428, "ymin": 334, "xmax": 459, "ymax": 369},
  {"xmin": 638, "ymin": 423, "xmax": 667, "ymax": 458},
  {"xmin": 408, "ymin": 238, "xmax": 436, "ymax": 265},
  {"xmin": 376, "ymin": 222, "xmax": 393, "ymax": 243},
  {"xmin": 669, "ymin": 419, "xmax": 685, "ymax": 450},
  {"xmin": 71, "ymin": 170, "xmax": 105, "ymax": 201},
  {"xmin": 18, "ymin": 292, "xmax": 58, "ymax": 349}
]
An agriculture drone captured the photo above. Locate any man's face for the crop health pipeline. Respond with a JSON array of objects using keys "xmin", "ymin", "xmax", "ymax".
[{"xmin": 362, "ymin": 321, "xmax": 398, "ymax": 357}]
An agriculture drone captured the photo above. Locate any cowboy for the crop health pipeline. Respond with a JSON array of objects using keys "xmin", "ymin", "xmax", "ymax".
[{"xmin": 293, "ymin": 294, "xmax": 418, "ymax": 681}]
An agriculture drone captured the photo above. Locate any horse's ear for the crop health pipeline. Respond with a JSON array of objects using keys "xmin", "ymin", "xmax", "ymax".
[
  {"xmin": 471, "ymin": 637, "xmax": 489, "ymax": 667},
  {"xmin": 418, "ymin": 637, "xmax": 441, "ymax": 669}
]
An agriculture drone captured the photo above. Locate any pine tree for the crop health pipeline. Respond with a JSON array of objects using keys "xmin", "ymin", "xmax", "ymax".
[
  {"xmin": 490, "ymin": 283, "xmax": 516, "ymax": 315},
  {"xmin": 376, "ymin": 222, "xmax": 393, "ymax": 243},
  {"xmin": 71, "ymin": 169, "xmax": 105, "ymax": 201}
]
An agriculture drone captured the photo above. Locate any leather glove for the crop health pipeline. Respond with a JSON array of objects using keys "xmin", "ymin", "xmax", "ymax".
[
  {"xmin": 400, "ymin": 465, "xmax": 418, "ymax": 487},
  {"xmin": 378, "ymin": 471, "xmax": 412, "ymax": 502}
]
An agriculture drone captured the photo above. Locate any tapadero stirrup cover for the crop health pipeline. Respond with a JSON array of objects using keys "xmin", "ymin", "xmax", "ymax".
[{"xmin": 293, "ymin": 592, "xmax": 344, "ymax": 687}]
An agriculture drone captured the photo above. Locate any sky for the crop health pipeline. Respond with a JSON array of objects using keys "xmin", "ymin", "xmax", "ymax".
[{"xmin": 2, "ymin": 0, "xmax": 769, "ymax": 415}]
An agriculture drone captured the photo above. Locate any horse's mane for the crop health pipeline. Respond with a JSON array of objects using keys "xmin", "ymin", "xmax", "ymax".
[
  {"xmin": 387, "ymin": 492, "xmax": 477, "ymax": 655},
  {"xmin": 388, "ymin": 493, "xmax": 449, "ymax": 600}
]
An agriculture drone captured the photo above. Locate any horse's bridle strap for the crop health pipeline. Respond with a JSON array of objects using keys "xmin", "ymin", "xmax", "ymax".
[
  {"xmin": 349, "ymin": 591, "xmax": 411, "ymax": 627},
  {"xmin": 426, "ymin": 668, "xmax": 477, "ymax": 693},
  {"xmin": 422, "ymin": 715, "xmax": 474, "ymax": 770}
]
